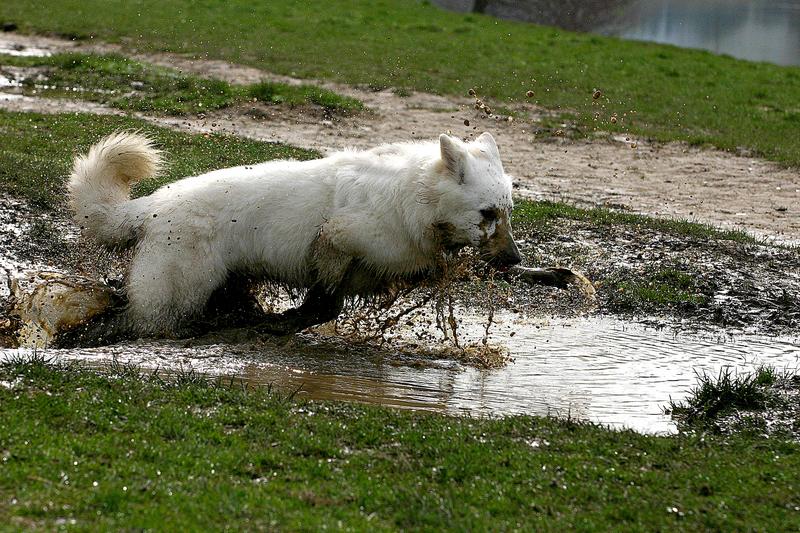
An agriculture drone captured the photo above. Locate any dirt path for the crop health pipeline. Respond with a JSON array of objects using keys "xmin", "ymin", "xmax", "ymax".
[{"xmin": 2, "ymin": 33, "xmax": 799, "ymax": 242}]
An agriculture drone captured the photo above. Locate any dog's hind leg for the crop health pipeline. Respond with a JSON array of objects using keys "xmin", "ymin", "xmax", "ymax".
[
  {"xmin": 126, "ymin": 242, "xmax": 227, "ymax": 337},
  {"xmin": 257, "ymin": 283, "xmax": 345, "ymax": 335},
  {"xmin": 194, "ymin": 274, "xmax": 266, "ymax": 331}
]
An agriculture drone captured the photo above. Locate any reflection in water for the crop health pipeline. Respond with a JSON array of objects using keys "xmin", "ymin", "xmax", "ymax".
[
  {"xmin": 433, "ymin": 0, "xmax": 800, "ymax": 66},
  {"xmin": 3, "ymin": 315, "xmax": 798, "ymax": 434}
]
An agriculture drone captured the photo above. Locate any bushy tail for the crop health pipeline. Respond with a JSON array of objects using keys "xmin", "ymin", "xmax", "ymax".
[{"xmin": 68, "ymin": 132, "xmax": 161, "ymax": 247}]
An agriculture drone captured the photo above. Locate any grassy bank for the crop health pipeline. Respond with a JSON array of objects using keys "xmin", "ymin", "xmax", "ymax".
[
  {"xmin": 2, "ymin": 1, "xmax": 800, "ymax": 165},
  {"xmin": 0, "ymin": 52, "xmax": 364, "ymax": 115},
  {"xmin": 1, "ymin": 358, "xmax": 798, "ymax": 530}
]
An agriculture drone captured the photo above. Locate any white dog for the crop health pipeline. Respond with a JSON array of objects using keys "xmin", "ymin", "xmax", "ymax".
[{"xmin": 67, "ymin": 131, "xmax": 523, "ymax": 340}]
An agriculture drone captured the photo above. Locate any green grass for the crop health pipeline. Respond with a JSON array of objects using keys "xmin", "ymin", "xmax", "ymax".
[
  {"xmin": 1, "ymin": 357, "xmax": 799, "ymax": 530},
  {"xmin": 0, "ymin": 109, "xmax": 319, "ymax": 208},
  {"xmin": 2, "ymin": 0, "xmax": 800, "ymax": 165},
  {"xmin": 674, "ymin": 367, "xmax": 770, "ymax": 423},
  {"xmin": 246, "ymin": 81, "xmax": 363, "ymax": 113},
  {"xmin": 513, "ymin": 199, "xmax": 757, "ymax": 243},
  {"xmin": 613, "ymin": 269, "xmax": 708, "ymax": 307},
  {"xmin": 0, "ymin": 52, "xmax": 364, "ymax": 115}
]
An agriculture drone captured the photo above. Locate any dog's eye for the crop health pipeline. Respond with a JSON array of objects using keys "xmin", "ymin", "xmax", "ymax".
[{"xmin": 480, "ymin": 209, "xmax": 498, "ymax": 222}]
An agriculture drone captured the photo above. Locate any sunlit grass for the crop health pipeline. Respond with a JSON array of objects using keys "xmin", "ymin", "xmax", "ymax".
[
  {"xmin": 1, "ymin": 358, "xmax": 799, "ymax": 530},
  {"xmin": 1, "ymin": 0, "xmax": 799, "ymax": 164}
]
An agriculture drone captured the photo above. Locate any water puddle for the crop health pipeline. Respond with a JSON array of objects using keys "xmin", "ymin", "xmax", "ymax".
[
  {"xmin": 0, "ymin": 37, "xmax": 52, "ymax": 99},
  {"xmin": 2, "ymin": 315, "xmax": 797, "ymax": 434},
  {"xmin": 0, "ymin": 62, "xmax": 27, "ymax": 101},
  {"xmin": 0, "ymin": 71, "xmax": 25, "ymax": 100},
  {"xmin": 0, "ymin": 41, "xmax": 51, "ymax": 58}
]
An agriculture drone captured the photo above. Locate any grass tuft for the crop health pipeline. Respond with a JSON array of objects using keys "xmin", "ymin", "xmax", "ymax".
[
  {"xmin": 246, "ymin": 81, "xmax": 363, "ymax": 113},
  {"xmin": 668, "ymin": 365, "xmax": 798, "ymax": 431},
  {"xmin": 1, "ymin": 350, "xmax": 60, "ymax": 373},
  {"xmin": 611, "ymin": 269, "xmax": 708, "ymax": 307},
  {"xmin": 671, "ymin": 367, "xmax": 768, "ymax": 423},
  {"xmin": 157, "ymin": 366, "xmax": 217, "ymax": 389}
]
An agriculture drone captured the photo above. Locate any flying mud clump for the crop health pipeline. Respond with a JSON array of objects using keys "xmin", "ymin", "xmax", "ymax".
[{"xmin": 1, "ymin": 272, "xmax": 118, "ymax": 348}]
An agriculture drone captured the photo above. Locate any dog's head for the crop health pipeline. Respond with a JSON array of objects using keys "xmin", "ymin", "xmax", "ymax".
[{"xmin": 429, "ymin": 132, "xmax": 521, "ymax": 269}]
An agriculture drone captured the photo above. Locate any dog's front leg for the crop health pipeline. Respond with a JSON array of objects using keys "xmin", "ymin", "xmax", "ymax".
[
  {"xmin": 258, "ymin": 284, "xmax": 345, "ymax": 335},
  {"xmin": 507, "ymin": 266, "xmax": 595, "ymax": 297}
]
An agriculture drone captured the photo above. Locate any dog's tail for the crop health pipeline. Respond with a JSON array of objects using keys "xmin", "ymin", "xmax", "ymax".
[{"xmin": 68, "ymin": 132, "xmax": 161, "ymax": 247}]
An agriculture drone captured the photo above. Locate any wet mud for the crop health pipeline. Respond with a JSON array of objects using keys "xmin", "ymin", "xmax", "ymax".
[{"xmin": 514, "ymin": 219, "xmax": 800, "ymax": 334}]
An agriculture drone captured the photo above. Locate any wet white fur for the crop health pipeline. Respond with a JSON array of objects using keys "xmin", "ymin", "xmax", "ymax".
[{"xmin": 68, "ymin": 131, "xmax": 513, "ymax": 335}]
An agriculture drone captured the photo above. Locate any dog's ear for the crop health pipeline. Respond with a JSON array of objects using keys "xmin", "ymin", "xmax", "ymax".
[
  {"xmin": 439, "ymin": 134, "xmax": 465, "ymax": 184},
  {"xmin": 476, "ymin": 132, "xmax": 500, "ymax": 159}
]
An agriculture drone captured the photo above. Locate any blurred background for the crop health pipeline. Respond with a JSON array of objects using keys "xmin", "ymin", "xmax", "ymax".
[{"xmin": 434, "ymin": 0, "xmax": 800, "ymax": 66}]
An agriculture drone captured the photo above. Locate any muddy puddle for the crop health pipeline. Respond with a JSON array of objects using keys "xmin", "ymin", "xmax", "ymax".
[
  {"xmin": 2, "ymin": 314, "xmax": 797, "ymax": 434},
  {"xmin": 0, "ymin": 70, "xmax": 23, "ymax": 100}
]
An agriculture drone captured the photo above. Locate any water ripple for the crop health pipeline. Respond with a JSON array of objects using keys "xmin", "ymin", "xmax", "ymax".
[{"xmin": 2, "ymin": 315, "xmax": 798, "ymax": 434}]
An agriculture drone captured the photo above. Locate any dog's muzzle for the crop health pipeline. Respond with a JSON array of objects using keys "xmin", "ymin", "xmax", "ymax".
[
  {"xmin": 495, "ymin": 238, "xmax": 522, "ymax": 268},
  {"xmin": 482, "ymin": 236, "xmax": 522, "ymax": 271}
]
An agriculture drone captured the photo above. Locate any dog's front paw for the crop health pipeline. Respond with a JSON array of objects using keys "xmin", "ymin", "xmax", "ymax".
[{"xmin": 512, "ymin": 266, "xmax": 596, "ymax": 298}]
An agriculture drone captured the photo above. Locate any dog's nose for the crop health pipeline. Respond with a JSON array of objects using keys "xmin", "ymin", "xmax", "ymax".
[{"xmin": 501, "ymin": 238, "xmax": 522, "ymax": 266}]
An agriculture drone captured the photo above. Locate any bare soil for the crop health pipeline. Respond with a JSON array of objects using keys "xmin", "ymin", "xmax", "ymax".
[{"xmin": 2, "ymin": 32, "xmax": 799, "ymax": 243}]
